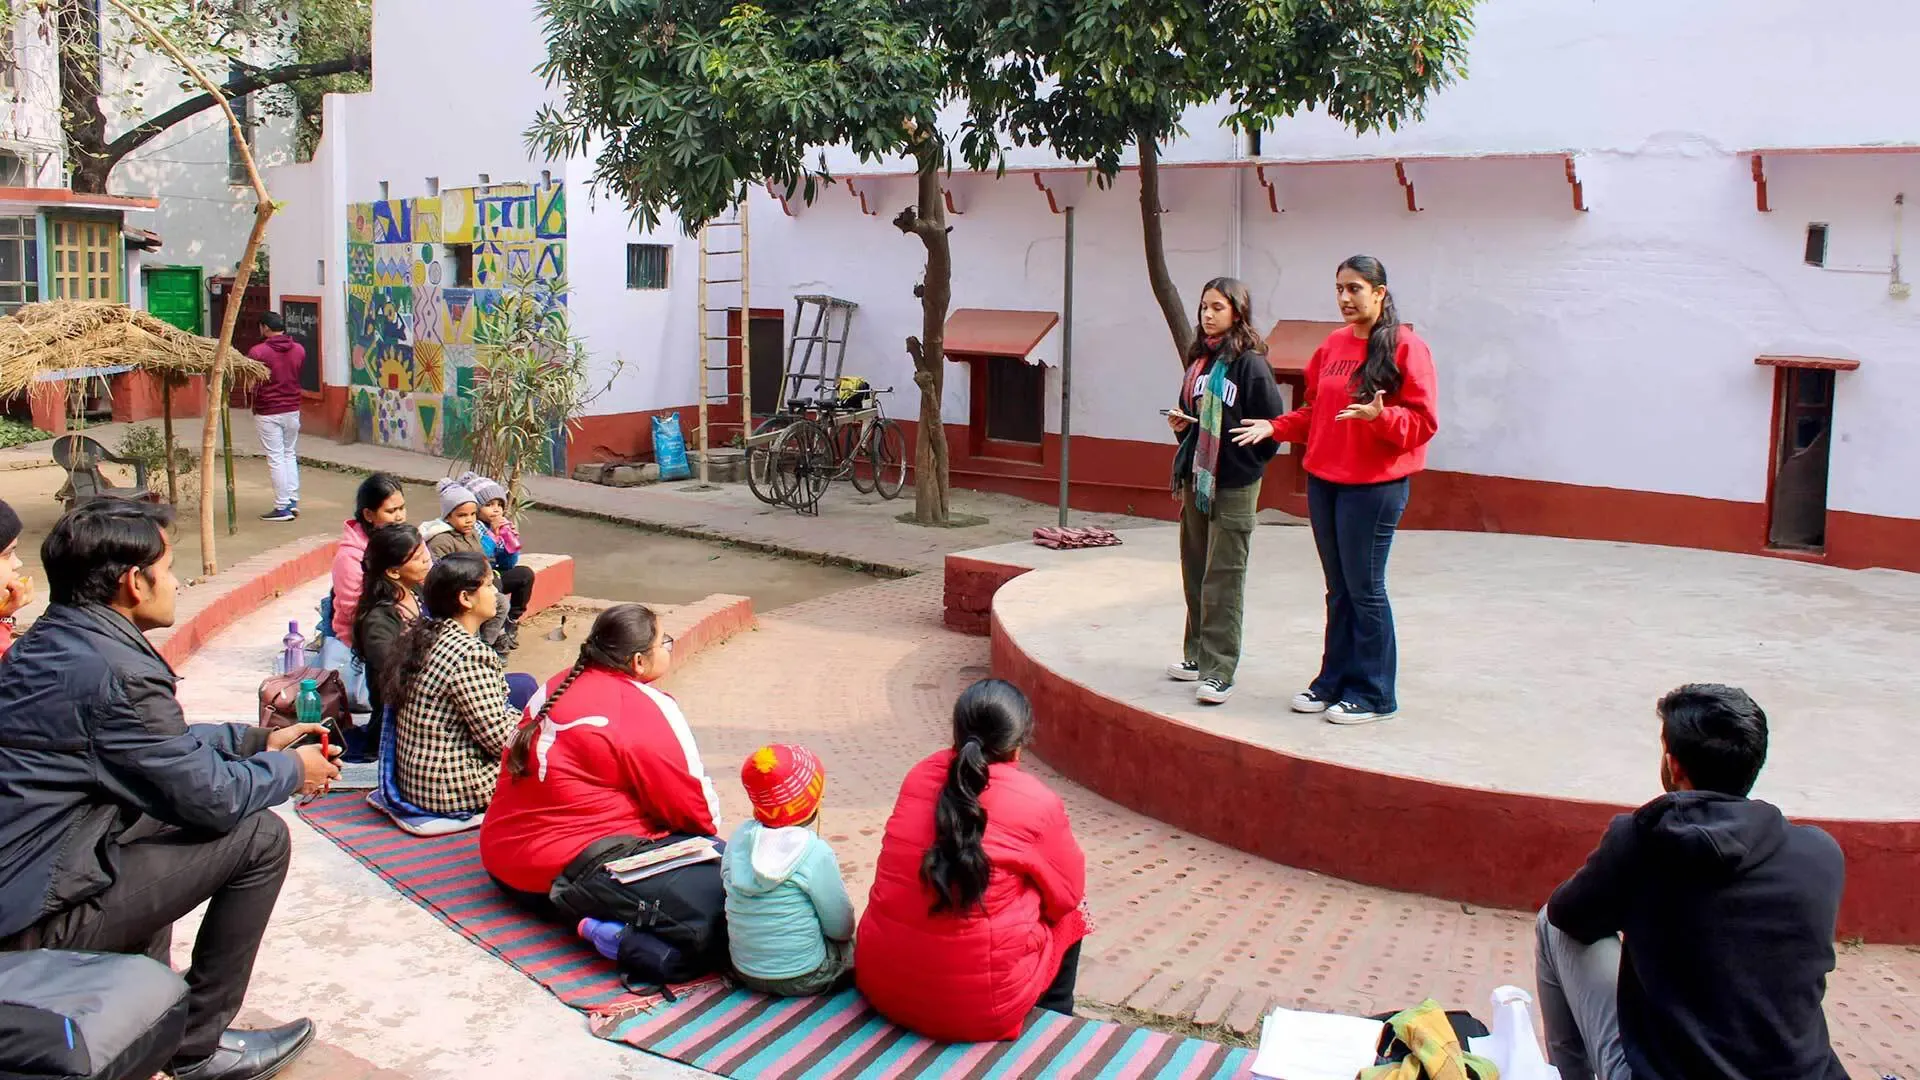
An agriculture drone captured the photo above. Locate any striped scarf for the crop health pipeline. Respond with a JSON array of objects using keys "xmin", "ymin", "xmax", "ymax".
[{"xmin": 1190, "ymin": 340, "xmax": 1229, "ymax": 513}]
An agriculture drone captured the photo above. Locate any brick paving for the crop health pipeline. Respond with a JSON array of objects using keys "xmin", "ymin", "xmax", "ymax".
[{"xmin": 671, "ymin": 573, "xmax": 1920, "ymax": 1080}]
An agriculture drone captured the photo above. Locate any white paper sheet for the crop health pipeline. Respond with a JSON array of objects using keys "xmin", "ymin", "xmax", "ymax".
[{"xmin": 1250, "ymin": 1007, "xmax": 1384, "ymax": 1080}]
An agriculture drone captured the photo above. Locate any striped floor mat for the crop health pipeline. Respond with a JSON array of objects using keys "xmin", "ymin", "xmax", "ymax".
[
  {"xmin": 295, "ymin": 792, "xmax": 679, "ymax": 1013},
  {"xmin": 595, "ymin": 983, "xmax": 1254, "ymax": 1079},
  {"xmin": 302, "ymin": 793, "xmax": 1252, "ymax": 1078}
]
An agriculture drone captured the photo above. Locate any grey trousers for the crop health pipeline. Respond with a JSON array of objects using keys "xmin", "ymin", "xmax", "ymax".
[{"xmin": 1535, "ymin": 908, "xmax": 1631, "ymax": 1080}]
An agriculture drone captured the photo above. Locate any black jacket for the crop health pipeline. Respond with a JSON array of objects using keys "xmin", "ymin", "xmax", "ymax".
[
  {"xmin": 355, "ymin": 598, "xmax": 412, "ymax": 723},
  {"xmin": 1171, "ymin": 345, "xmax": 1285, "ymax": 493},
  {"xmin": 0, "ymin": 604, "xmax": 303, "ymax": 939},
  {"xmin": 1548, "ymin": 791, "xmax": 1847, "ymax": 1080}
]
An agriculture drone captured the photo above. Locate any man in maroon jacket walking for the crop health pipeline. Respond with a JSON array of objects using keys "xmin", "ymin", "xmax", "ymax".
[{"xmin": 248, "ymin": 313, "xmax": 304, "ymax": 522}]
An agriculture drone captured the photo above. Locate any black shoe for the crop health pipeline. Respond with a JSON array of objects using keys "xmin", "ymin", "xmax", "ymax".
[
  {"xmin": 259, "ymin": 505, "xmax": 297, "ymax": 522},
  {"xmin": 498, "ymin": 618, "xmax": 521, "ymax": 653},
  {"xmin": 169, "ymin": 1019, "xmax": 316, "ymax": 1080}
]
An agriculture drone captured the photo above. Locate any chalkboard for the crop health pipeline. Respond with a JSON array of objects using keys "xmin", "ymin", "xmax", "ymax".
[{"xmin": 280, "ymin": 297, "xmax": 322, "ymax": 392}]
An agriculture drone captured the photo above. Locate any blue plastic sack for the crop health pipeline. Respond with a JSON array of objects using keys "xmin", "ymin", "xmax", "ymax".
[{"xmin": 652, "ymin": 413, "xmax": 691, "ymax": 481}]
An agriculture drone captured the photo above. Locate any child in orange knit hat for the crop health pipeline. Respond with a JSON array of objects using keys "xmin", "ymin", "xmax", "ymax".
[{"xmin": 722, "ymin": 744, "xmax": 856, "ymax": 996}]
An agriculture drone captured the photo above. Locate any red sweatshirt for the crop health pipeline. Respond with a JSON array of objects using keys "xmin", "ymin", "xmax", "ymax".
[
  {"xmin": 479, "ymin": 667, "xmax": 723, "ymax": 894},
  {"xmin": 1271, "ymin": 326, "xmax": 1439, "ymax": 485}
]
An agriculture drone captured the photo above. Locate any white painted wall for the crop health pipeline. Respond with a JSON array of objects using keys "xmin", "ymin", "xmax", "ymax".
[
  {"xmin": 2, "ymin": 8, "xmax": 66, "ymax": 185},
  {"xmin": 262, "ymin": 0, "xmax": 1920, "ymax": 525}
]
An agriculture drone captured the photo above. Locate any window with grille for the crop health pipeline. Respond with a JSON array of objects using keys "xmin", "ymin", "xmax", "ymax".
[
  {"xmin": 48, "ymin": 218, "xmax": 116, "ymax": 302},
  {"xmin": 0, "ymin": 217, "xmax": 40, "ymax": 314},
  {"xmin": 626, "ymin": 243, "xmax": 670, "ymax": 290},
  {"xmin": 985, "ymin": 355, "xmax": 1045, "ymax": 444}
]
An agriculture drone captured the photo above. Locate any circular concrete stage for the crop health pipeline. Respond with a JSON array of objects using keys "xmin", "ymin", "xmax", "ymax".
[{"xmin": 971, "ymin": 527, "xmax": 1920, "ymax": 941}]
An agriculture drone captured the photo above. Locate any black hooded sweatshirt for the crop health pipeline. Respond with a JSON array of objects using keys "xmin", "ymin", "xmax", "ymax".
[{"xmin": 1548, "ymin": 790, "xmax": 1846, "ymax": 1080}]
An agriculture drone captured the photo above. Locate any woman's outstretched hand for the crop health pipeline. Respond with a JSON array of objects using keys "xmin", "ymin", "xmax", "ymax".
[
  {"xmin": 1231, "ymin": 418, "xmax": 1275, "ymax": 446},
  {"xmin": 1337, "ymin": 391, "xmax": 1387, "ymax": 422}
]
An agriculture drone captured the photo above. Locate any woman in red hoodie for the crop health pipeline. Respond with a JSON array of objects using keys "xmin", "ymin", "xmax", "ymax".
[
  {"xmin": 480, "ymin": 604, "xmax": 725, "ymax": 928},
  {"xmin": 856, "ymin": 679, "xmax": 1089, "ymax": 1043},
  {"xmin": 1233, "ymin": 255, "xmax": 1438, "ymax": 725}
]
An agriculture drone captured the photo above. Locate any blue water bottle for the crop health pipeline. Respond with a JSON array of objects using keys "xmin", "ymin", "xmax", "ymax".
[{"xmin": 578, "ymin": 918, "xmax": 624, "ymax": 960}]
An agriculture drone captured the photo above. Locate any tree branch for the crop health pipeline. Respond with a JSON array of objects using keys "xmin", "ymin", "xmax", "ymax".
[{"xmin": 100, "ymin": 51, "xmax": 370, "ymax": 165}]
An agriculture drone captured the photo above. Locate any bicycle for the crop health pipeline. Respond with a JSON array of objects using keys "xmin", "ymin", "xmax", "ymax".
[{"xmin": 760, "ymin": 388, "xmax": 906, "ymax": 514}]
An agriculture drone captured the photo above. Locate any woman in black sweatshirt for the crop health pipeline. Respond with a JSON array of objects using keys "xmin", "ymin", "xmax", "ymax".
[
  {"xmin": 1166, "ymin": 277, "xmax": 1284, "ymax": 705},
  {"xmin": 350, "ymin": 523, "xmax": 429, "ymax": 761}
]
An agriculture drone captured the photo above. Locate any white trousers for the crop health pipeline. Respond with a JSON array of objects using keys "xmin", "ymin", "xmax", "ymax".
[{"xmin": 254, "ymin": 410, "xmax": 301, "ymax": 507}]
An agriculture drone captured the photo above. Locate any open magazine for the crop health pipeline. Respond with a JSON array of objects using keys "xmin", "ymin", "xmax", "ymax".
[{"xmin": 601, "ymin": 837, "xmax": 721, "ymax": 884}]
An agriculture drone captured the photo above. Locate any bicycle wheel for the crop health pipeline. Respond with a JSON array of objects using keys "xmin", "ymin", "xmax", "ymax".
[
  {"xmin": 745, "ymin": 416, "xmax": 795, "ymax": 505},
  {"xmin": 868, "ymin": 418, "xmax": 908, "ymax": 499},
  {"xmin": 773, "ymin": 419, "xmax": 833, "ymax": 513},
  {"xmin": 845, "ymin": 420, "xmax": 877, "ymax": 494}
]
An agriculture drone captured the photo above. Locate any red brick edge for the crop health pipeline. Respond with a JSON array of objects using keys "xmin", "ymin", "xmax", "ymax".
[
  {"xmin": 944, "ymin": 554, "xmax": 1033, "ymax": 636},
  {"xmin": 991, "ymin": 612, "xmax": 1920, "ymax": 946},
  {"xmin": 152, "ymin": 538, "xmax": 577, "ymax": 671}
]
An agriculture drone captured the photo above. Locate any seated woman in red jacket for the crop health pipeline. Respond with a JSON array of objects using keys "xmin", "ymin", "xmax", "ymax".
[
  {"xmin": 480, "ymin": 603, "xmax": 725, "ymax": 925},
  {"xmin": 856, "ymin": 679, "xmax": 1089, "ymax": 1043}
]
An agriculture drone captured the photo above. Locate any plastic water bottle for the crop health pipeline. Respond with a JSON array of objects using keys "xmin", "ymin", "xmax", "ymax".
[
  {"xmin": 296, "ymin": 678, "xmax": 323, "ymax": 730},
  {"xmin": 578, "ymin": 918, "xmax": 624, "ymax": 961},
  {"xmin": 281, "ymin": 621, "xmax": 303, "ymax": 675}
]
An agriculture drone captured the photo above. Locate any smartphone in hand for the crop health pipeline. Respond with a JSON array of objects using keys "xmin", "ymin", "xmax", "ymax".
[{"xmin": 1161, "ymin": 407, "xmax": 1197, "ymax": 423}]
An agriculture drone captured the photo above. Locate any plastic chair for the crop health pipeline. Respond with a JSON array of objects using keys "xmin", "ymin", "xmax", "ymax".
[{"xmin": 50, "ymin": 435, "xmax": 155, "ymax": 508}]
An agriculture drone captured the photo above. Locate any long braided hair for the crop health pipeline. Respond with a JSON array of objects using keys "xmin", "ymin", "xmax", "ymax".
[
  {"xmin": 504, "ymin": 604, "xmax": 660, "ymax": 778},
  {"xmin": 922, "ymin": 678, "xmax": 1034, "ymax": 915},
  {"xmin": 381, "ymin": 552, "xmax": 492, "ymax": 710}
]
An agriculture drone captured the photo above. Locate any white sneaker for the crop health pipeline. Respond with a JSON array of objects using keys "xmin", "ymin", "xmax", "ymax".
[
  {"xmin": 1197, "ymin": 678, "xmax": 1234, "ymax": 705},
  {"xmin": 1290, "ymin": 690, "xmax": 1331, "ymax": 714},
  {"xmin": 1326, "ymin": 701, "xmax": 1397, "ymax": 725},
  {"xmin": 1166, "ymin": 660, "xmax": 1201, "ymax": 682}
]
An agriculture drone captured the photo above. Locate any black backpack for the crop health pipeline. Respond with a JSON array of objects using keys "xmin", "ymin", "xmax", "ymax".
[{"xmin": 549, "ymin": 835, "xmax": 729, "ymax": 990}]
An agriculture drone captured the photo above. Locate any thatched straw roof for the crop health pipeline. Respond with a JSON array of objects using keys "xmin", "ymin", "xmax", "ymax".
[{"xmin": 0, "ymin": 300, "xmax": 271, "ymax": 399}]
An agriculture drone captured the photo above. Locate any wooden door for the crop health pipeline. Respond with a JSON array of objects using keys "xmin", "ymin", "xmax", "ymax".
[
  {"xmin": 144, "ymin": 266, "xmax": 203, "ymax": 333},
  {"xmin": 48, "ymin": 217, "xmax": 118, "ymax": 301},
  {"xmin": 1766, "ymin": 367, "xmax": 1835, "ymax": 551}
]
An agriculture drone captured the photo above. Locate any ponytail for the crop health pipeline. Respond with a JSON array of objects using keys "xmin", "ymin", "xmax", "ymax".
[
  {"xmin": 921, "ymin": 678, "xmax": 1035, "ymax": 915},
  {"xmin": 502, "ymin": 603, "xmax": 661, "ymax": 779},
  {"xmin": 1338, "ymin": 255, "xmax": 1404, "ymax": 401},
  {"xmin": 923, "ymin": 737, "xmax": 992, "ymax": 913}
]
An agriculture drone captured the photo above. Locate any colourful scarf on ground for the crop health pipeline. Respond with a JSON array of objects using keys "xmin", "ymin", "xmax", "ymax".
[{"xmin": 1190, "ymin": 337, "xmax": 1229, "ymax": 513}]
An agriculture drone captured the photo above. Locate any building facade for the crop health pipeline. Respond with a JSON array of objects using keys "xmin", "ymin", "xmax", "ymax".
[{"xmin": 266, "ymin": 0, "xmax": 1920, "ymax": 571}]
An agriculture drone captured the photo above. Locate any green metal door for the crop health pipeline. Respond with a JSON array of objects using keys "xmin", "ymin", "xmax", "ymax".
[{"xmin": 144, "ymin": 266, "xmax": 204, "ymax": 334}]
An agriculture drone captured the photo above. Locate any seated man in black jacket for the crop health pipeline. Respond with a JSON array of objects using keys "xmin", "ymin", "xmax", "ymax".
[
  {"xmin": 0, "ymin": 500, "xmax": 340, "ymax": 1080},
  {"xmin": 1536, "ymin": 683, "xmax": 1846, "ymax": 1080}
]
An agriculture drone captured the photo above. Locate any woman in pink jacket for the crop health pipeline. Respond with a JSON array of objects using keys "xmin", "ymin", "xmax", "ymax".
[
  {"xmin": 856, "ymin": 679, "xmax": 1089, "ymax": 1042},
  {"xmin": 328, "ymin": 473, "xmax": 407, "ymax": 642}
]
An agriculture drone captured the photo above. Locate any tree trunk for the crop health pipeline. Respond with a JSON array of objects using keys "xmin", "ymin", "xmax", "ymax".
[
  {"xmin": 1138, "ymin": 136, "xmax": 1193, "ymax": 365},
  {"xmin": 894, "ymin": 159, "xmax": 953, "ymax": 525},
  {"xmin": 56, "ymin": 0, "xmax": 112, "ymax": 194}
]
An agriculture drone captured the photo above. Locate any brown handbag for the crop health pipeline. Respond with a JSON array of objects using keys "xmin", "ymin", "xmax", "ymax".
[{"xmin": 258, "ymin": 666, "xmax": 352, "ymax": 733}]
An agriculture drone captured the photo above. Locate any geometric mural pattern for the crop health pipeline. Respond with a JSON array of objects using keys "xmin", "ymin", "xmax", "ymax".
[{"xmin": 346, "ymin": 178, "xmax": 566, "ymax": 460}]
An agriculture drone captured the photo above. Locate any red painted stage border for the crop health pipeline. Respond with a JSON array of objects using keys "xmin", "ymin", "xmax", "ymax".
[{"xmin": 982, "ymin": 566, "xmax": 1920, "ymax": 944}]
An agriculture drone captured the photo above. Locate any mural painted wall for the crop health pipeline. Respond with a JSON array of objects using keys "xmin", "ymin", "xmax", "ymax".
[{"xmin": 344, "ymin": 178, "xmax": 567, "ymax": 466}]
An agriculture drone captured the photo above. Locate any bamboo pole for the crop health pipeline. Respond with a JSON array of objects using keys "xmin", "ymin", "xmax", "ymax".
[
  {"xmin": 104, "ymin": 0, "xmax": 275, "ymax": 575},
  {"xmin": 161, "ymin": 378, "xmax": 176, "ymax": 504}
]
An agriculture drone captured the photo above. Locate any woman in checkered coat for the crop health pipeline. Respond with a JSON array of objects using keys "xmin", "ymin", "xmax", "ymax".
[{"xmin": 383, "ymin": 552, "xmax": 536, "ymax": 816}]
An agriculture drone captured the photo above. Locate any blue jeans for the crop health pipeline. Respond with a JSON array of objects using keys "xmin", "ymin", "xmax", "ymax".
[{"xmin": 1306, "ymin": 475, "xmax": 1410, "ymax": 713}]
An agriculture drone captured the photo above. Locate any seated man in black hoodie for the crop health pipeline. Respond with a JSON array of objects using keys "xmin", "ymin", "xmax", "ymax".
[{"xmin": 1536, "ymin": 683, "xmax": 1846, "ymax": 1080}]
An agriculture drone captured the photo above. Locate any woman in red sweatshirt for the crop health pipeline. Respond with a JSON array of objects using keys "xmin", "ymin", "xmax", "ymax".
[
  {"xmin": 1233, "ymin": 255, "xmax": 1438, "ymax": 725},
  {"xmin": 480, "ymin": 604, "xmax": 725, "ymax": 931}
]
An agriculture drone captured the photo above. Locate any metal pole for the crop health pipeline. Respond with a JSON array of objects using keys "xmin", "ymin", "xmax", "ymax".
[{"xmin": 1058, "ymin": 205, "xmax": 1075, "ymax": 526}]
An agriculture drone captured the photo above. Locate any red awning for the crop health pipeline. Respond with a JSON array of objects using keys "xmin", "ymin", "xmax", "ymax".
[
  {"xmin": 944, "ymin": 308, "xmax": 1059, "ymax": 360},
  {"xmin": 1756, "ymin": 354, "xmax": 1860, "ymax": 372},
  {"xmin": 1264, "ymin": 319, "xmax": 1345, "ymax": 374}
]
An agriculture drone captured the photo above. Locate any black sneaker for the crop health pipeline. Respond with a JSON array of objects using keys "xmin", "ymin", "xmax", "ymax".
[
  {"xmin": 1326, "ymin": 701, "xmax": 1398, "ymax": 725},
  {"xmin": 260, "ymin": 505, "xmax": 297, "ymax": 522},
  {"xmin": 1166, "ymin": 660, "xmax": 1201, "ymax": 682},
  {"xmin": 1196, "ymin": 678, "xmax": 1234, "ymax": 705},
  {"xmin": 1290, "ymin": 689, "xmax": 1331, "ymax": 714}
]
